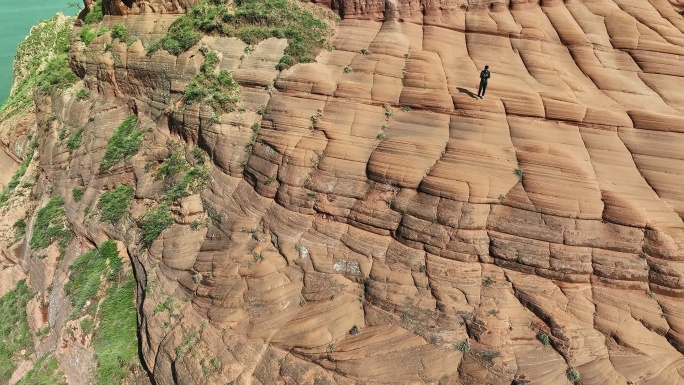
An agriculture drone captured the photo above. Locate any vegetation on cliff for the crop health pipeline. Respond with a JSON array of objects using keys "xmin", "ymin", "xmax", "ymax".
[
  {"xmin": 0, "ymin": 280, "xmax": 34, "ymax": 383},
  {"xmin": 15, "ymin": 356, "xmax": 67, "ymax": 385},
  {"xmin": 141, "ymin": 204, "xmax": 174, "ymax": 248},
  {"xmin": 99, "ymin": 115, "xmax": 143, "ymax": 172},
  {"xmin": 147, "ymin": 0, "xmax": 330, "ymax": 69},
  {"xmin": 97, "ymin": 185, "xmax": 134, "ymax": 223},
  {"xmin": 0, "ymin": 144, "xmax": 34, "ymax": 207},
  {"xmin": 65, "ymin": 240, "xmax": 139, "ymax": 384},
  {"xmin": 184, "ymin": 47, "xmax": 240, "ymax": 112},
  {"xmin": 29, "ymin": 196, "xmax": 72, "ymax": 251},
  {"xmin": 84, "ymin": 0, "xmax": 105, "ymax": 25},
  {"xmin": 0, "ymin": 14, "xmax": 74, "ymax": 120}
]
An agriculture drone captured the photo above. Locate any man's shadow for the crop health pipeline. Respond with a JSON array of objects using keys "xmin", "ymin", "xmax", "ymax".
[{"xmin": 457, "ymin": 87, "xmax": 478, "ymax": 99}]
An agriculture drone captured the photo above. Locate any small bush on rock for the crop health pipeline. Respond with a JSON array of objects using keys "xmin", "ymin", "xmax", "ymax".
[
  {"xmin": 99, "ymin": 115, "xmax": 143, "ymax": 172},
  {"xmin": 142, "ymin": 204, "xmax": 174, "ymax": 248},
  {"xmin": 97, "ymin": 185, "xmax": 134, "ymax": 223},
  {"xmin": 30, "ymin": 196, "xmax": 71, "ymax": 251},
  {"xmin": 66, "ymin": 128, "xmax": 84, "ymax": 153},
  {"xmin": 537, "ymin": 331, "xmax": 550, "ymax": 346},
  {"xmin": 84, "ymin": 0, "xmax": 104, "ymax": 24},
  {"xmin": 183, "ymin": 48, "xmax": 240, "ymax": 113},
  {"xmin": 0, "ymin": 280, "xmax": 34, "ymax": 383}
]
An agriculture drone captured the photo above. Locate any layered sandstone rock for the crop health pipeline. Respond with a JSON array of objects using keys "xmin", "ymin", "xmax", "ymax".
[{"xmin": 4, "ymin": 0, "xmax": 684, "ymax": 384}]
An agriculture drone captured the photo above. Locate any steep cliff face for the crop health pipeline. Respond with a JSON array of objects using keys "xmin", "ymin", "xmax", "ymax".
[{"xmin": 3, "ymin": 0, "xmax": 684, "ymax": 384}]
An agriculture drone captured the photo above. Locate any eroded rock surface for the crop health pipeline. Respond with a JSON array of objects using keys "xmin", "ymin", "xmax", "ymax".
[{"xmin": 4, "ymin": 0, "xmax": 684, "ymax": 384}]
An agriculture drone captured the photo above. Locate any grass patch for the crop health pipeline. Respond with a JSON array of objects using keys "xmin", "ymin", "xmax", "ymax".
[
  {"xmin": 72, "ymin": 187, "xmax": 85, "ymax": 202},
  {"xmin": 84, "ymin": 0, "xmax": 104, "ymax": 24},
  {"xmin": 141, "ymin": 203, "xmax": 174, "ymax": 248},
  {"xmin": 13, "ymin": 218, "xmax": 27, "ymax": 242},
  {"xmin": 147, "ymin": 0, "xmax": 330, "ymax": 70},
  {"xmin": 157, "ymin": 151, "xmax": 209, "ymax": 201},
  {"xmin": 140, "ymin": 149, "xmax": 209, "ymax": 247},
  {"xmin": 0, "ymin": 280, "xmax": 34, "ymax": 383},
  {"xmin": 99, "ymin": 115, "xmax": 143, "ymax": 172},
  {"xmin": 66, "ymin": 127, "xmax": 84, "ymax": 153},
  {"xmin": 110, "ymin": 24, "xmax": 137, "ymax": 46},
  {"xmin": 183, "ymin": 47, "xmax": 240, "ymax": 113},
  {"xmin": 64, "ymin": 240, "xmax": 139, "ymax": 384},
  {"xmin": 15, "ymin": 356, "xmax": 66, "ymax": 385},
  {"xmin": 65, "ymin": 240, "xmax": 122, "ymax": 317},
  {"xmin": 167, "ymin": 167, "xmax": 209, "ymax": 201},
  {"xmin": 156, "ymin": 151, "xmax": 188, "ymax": 180},
  {"xmin": 75, "ymin": 89, "xmax": 90, "ymax": 100},
  {"xmin": 110, "ymin": 24, "xmax": 128, "ymax": 41},
  {"xmin": 93, "ymin": 276, "xmax": 139, "ymax": 384},
  {"xmin": 97, "ymin": 185, "xmax": 134, "ymax": 223},
  {"xmin": 29, "ymin": 196, "xmax": 72, "ymax": 251},
  {"xmin": 0, "ymin": 146, "xmax": 34, "ymax": 206},
  {"xmin": 0, "ymin": 15, "xmax": 73, "ymax": 120},
  {"xmin": 79, "ymin": 25, "xmax": 107, "ymax": 45},
  {"xmin": 35, "ymin": 54, "xmax": 77, "ymax": 94}
]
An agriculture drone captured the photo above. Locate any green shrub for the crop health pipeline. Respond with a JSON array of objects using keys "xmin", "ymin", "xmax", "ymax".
[
  {"xmin": 110, "ymin": 24, "xmax": 129, "ymax": 41},
  {"xmin": 0, "ymin": 147, "xmax": 34, "ymax": 206},
  {"xmin": 65, "ymin": 240, "xmax": 121, "ymax": 316},
  {"xmin": 142, "ymin": 204, "xmax": 174, "ymax": 247},
  {"xmin": 80, "ymin": 26, "xmax": 96, "ymax": 45},
  {"xmin": 514, "ymin": 168, "xmax": 524, "ymax": 181},
  {"xmin": 148, "ymin": 0, "xmax": 329, "ymax": 70},
  {"xmin": 80, "ymin": 318, "xmax": 95, "ymax": 334},
  {"xmin": 30, "ymin": 196, "xmax": 72, "ymax": 250},
  {"xmin": 75, "ymin": 89, "xmax": 90, "ymax": 100},
  {"xmin": 156, "ymin": 151, "xmax": 188, "ymax": 180},
  {"xmin": 72, "ymin": 187, "xmax": 85, "ymax": 202},
  {"xmin": 35, "ymin": 54, "xmax": 77, "ymax": 94},
  {"xmin": 167, "ymin": 167, "xmax": 210, "ymax": 201},
  {"xmin": 537, "ymin": 331, "xmax": 550, "ymax": 346},
  {"xmin": 66, "ymin": 128, "xmax": 84, "ymax": 153},
  {"xmin": 79, "ymin": 26, "xmax": 107, "ymax": 46},
  {"xmin": 191, "ymin": 147, "xmax": 207, "ymax": 164},
  {"xmin": 455, "ymin": 339, "xmax": 471, "ymax": 353},
  {"xmin": 0, "ymin": 280, "xmax": 34, "ymax": 383},
  {"xmin": 13, "ymin": 218, "xmax": 27, "ymax": 241},
  {"xmin": 99, "ymin": 115, "xmax": 143, "ymax": 172},
  {"xmin": 97, "ymin": 185, "xmax": 134, "ymax": 223},
  {"xmin": 15, "ymin": 356, "xmax": 66, "ymax": 385},
  {"xmin": 84, "ymin": 0, "xmax": 104, "ymax": 24},
  {"xmin": 183, "ymin": 48, "xmax": 240, "ymax": 113},
  {"xmin": 566, "ymin": 367, "xmax": 580, "ymax": 383}
]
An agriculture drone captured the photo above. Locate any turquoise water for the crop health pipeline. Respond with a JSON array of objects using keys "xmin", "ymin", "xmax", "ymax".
[{"xmin": 0, "ymin": 1, "xmax": 74, "ymax": 103}]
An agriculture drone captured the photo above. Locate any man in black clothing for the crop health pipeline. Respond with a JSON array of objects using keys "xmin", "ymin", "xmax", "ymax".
[{"xmin": 477, "ymin": 65, "xmax": 490, "ymax": 99}]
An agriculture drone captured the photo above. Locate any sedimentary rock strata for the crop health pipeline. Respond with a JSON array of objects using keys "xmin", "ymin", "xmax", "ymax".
[{"xmin": 4, "ymin": 0, "xmax": 684, "ymax": 384}]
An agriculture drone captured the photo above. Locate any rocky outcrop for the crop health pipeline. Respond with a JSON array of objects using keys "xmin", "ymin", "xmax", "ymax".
[{"xmin": 4, "ymin": 0, "xmax": 684, "ymax": 384}]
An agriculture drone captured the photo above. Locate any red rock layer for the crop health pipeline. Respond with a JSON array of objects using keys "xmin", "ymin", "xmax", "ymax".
[{"xmin": 43, "ymin": 0, "xmax": 684, "ymax": 383}]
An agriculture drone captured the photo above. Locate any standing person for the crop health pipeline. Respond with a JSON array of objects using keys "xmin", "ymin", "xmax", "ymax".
[{"xmin": 477, "ymin": 65, "xmax": 490, "ymax": 99}]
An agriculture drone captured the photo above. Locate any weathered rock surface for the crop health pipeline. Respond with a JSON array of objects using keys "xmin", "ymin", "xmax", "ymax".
[{"xmin": 4, "ymin": 0, "xmax": 684, "ymax": 384}]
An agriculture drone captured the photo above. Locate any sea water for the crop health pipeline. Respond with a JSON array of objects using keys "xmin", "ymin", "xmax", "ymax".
[{"xmin": 0, "ymin": 1, "xmax": 74, "ymax": 104}]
